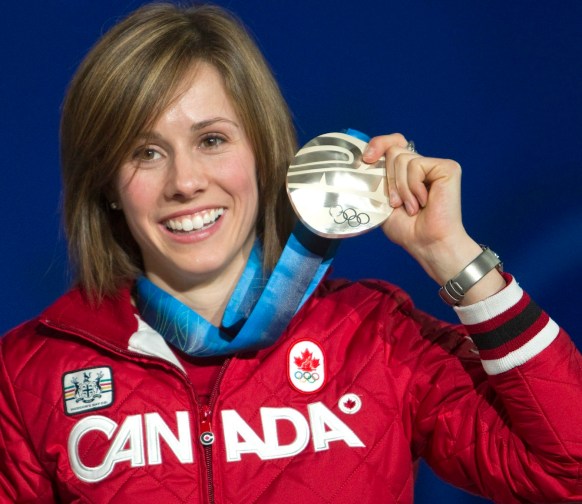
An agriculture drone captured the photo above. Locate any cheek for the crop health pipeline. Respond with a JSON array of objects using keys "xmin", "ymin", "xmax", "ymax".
[
  {"xmin": 242, "ymin": 169, "xmax": 259, "ymax": 198},
  {"xmin": 221, "ymin": 156, "xmax": 259, "ymax": 204},
  {"xmin": 117, "ymin": 174, "xmax": 159, "ymax": 229},
  {"xmin": 240, "ymin": 168, "xmax": 260, "ymax": 218}
]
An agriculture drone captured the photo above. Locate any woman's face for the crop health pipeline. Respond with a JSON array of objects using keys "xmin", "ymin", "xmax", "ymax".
[{"xmin": 116, "ymin": 63, "xmax": 259, "ymax": 293}]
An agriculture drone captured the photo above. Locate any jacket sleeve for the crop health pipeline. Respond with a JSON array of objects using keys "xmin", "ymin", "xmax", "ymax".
[
  {"xmin": 0, "ymin": 330, "xmax": 57, "ymax": 503},
  {"xmin": 404, "ymin": 275, "xmax": 582, "ymax": 503}
]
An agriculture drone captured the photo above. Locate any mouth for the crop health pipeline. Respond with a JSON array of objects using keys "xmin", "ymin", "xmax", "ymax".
[{"xmin": 164, "ymin": 208, "xmax": 224, "ymax": 233}]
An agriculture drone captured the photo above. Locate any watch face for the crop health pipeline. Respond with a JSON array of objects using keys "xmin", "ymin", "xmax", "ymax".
[{"xmin": 286, "ymin": 132, "xmax": 392, "ymax": 238}]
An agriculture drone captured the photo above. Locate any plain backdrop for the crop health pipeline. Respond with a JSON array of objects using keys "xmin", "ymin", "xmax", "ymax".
[{"xmin": 1, "ymin": 1, "xmax": 581, "ymax": 502}]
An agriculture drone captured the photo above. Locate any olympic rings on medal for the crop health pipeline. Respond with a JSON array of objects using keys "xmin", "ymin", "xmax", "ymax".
[
  {"xmin": 329, "ymin": 205, "xmax": 370, "ymax": 228},
  {"xmin": 294, "ymin": 370, "xmax": 320, "ymax": 384}
]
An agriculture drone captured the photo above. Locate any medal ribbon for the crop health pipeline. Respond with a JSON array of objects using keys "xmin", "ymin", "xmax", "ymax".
[{"xmin": 136, "ymin": 223, "xmax": 337, "ymax": 356}]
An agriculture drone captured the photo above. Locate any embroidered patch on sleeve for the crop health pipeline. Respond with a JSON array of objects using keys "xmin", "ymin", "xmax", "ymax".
[{"xmin": 63, "ymin": 366, "xmax": 114, "ymax": 416}]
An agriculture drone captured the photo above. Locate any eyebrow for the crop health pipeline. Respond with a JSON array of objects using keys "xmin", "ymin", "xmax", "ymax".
[
  {"xmin": 133, "ymin": 117, "xmax": 240, "ymax": 142},
  {"xmin": 190, "ymin": 117, "xmax": 240, "ymax": 132}
]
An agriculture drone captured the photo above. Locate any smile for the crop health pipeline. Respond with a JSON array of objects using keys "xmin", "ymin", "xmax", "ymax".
[{"xmin": 164, "ymin": 208, "xmax": 224, "ymax": 232}]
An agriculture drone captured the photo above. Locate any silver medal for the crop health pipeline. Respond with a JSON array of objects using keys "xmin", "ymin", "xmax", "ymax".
[{"xmin": 287, "ymin": 132, "xmax": 392, "ymax": 238}]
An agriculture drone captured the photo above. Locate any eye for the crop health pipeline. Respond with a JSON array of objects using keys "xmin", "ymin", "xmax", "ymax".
[
  {"xmin": 132, "ymin": 147, "xmax": 162, "ymax": 162},
  {"xmin": 199, "ymin": 134, "xmax": 226, "ymax": 150}
]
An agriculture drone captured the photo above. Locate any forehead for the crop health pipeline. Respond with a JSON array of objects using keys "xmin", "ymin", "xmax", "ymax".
[{"xmin": 160, "ymin": 62, "xmax": 236, "ymax": 122}]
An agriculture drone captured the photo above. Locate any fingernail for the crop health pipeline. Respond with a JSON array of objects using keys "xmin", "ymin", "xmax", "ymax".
[
  {"xmin": 363, "ymin": 145, "xmax": 375, "ymax": 160},
  {"xmin": 389, "ymin": 191, "xmax": 401, "ymax": 206},
  {"xmin": 404, "ymin": 201, "xmax": 416, "ymax": 215}
]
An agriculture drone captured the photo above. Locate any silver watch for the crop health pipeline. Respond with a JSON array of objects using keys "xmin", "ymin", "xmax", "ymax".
[{"xmin": 439, "ymin": 246, "xmax": 502, "ymax": 306}]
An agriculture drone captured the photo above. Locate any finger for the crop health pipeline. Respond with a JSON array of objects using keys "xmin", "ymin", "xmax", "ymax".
[
  {"xmin": 407, "ymin": 158, "xmax": 429, "ymax": 208},
  {"xmin": 385, "ymin": 150, "xmax": 403, "ymax": 208},
  {"xmin": 410, "ymin": 157, "xmax": 463, "ymax": 214},
  {"xmin": 393, "ymin": 152, "xmax": 422, "ymax": 215},
  {"xmin": 384, "ymin": 143, "xmax": 419, "ymax": 210},
  {"xmin": 362, "ymin": 133, "xmax": 408, "ymax": 162}
]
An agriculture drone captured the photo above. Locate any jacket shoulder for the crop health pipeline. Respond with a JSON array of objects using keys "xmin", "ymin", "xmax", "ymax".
[
  {"xmin": 1, "ymin": 314, "xmax": 49, "ymax": 360},
  {"xmin": 1, "ymin": 286, "xmax": 138, "ymax": 366},
  {"xmin": 316, "ymin": 277, "xmax": 416, "ymax": 312},
  {"xmin": 304, "ymin": 277, "xmax": 465, "ymax": 353}
]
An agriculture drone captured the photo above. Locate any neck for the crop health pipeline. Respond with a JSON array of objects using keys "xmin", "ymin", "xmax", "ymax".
[
  {"xmin": 144, "ymin": 248, "xmax": 254, "ymax": 327},
  {"xmin": 171, "ymin": 274, "xmax": 241, "ymax": 326}
]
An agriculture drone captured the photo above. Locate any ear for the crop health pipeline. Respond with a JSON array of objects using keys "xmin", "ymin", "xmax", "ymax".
[{"xmin": 103, "ymin": 185, "xmax": 122, "ymax": 211}]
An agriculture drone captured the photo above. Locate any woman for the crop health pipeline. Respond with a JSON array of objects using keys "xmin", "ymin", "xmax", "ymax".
[{"xmin": 0, "ymin": 3, "xmax": 580, "ymax": 503}]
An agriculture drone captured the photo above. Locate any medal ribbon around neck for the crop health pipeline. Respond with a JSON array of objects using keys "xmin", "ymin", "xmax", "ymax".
[{"xmin": 136, "ymin": 222, "xmax": 338, "ymax": 357}]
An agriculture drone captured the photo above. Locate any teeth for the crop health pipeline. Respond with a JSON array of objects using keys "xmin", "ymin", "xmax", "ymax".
[
  {"xmin": 192, "ymin": 214, "xmax": 204, "ymax": 230},
  {"xmin": 165, "ymin": 208, "xmax": 224, "ymax": 232}
]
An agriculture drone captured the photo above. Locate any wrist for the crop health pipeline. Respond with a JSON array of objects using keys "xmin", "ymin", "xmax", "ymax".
[
  {"xmin": 413, "ymin": 234, "xmax": 484, "ymax": 285},
  {"xmin": 408, "ymin": 234, "xmax": 507, "ymax": 305},
  {"xmin": 439, "ymin": 246, "xmax": 505, "ymax": 306}
]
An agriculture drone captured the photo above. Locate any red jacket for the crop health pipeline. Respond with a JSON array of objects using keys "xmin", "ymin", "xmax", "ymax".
[{"xmin": 1, "ymin": 276, "xmax": 581, "ymax": 503}]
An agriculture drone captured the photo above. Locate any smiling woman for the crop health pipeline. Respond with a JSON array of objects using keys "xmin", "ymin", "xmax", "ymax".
[
  {"xmin": 60, "ymin": 4, "xmax": 296, "ymax": 300},
  {"xmin": 1, "ymin": 3, "xmax": 581, "ymax": 504},
  {"xmin": 115, "ymin": 63, "xmax": 260, "ymax": 323}
]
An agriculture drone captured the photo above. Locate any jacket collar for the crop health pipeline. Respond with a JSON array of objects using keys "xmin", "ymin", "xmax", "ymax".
[
  {"xmin": 39, "ymin": 286, "xmax": 185, "ymax": 370},
  {"xmin": 40, "ymin": 285, "xmax": 139, "ymax": 348}
]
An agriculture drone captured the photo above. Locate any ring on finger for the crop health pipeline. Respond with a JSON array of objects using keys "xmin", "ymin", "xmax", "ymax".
[{"xmin": 405, "ymin": 140, "xmax": 417, "ymax": 153}]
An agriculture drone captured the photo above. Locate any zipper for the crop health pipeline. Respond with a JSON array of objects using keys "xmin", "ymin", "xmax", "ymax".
[
  {"xmin": 199, "ymin": 404, "xmax": 214, "ymax": 446},
  {"xmin": 199, "ymin": 360, "xmax": 230, "ymax": 504},
  {"xmin": 200, "ymin": 405, "xmax": 215, "ymax": 504}
]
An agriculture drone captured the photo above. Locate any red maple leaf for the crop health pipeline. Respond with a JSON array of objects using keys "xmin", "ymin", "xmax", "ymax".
[
  {"xmin": 294, "ymin": 349, "xmax": 320, "ymax": 371},
  {"xmin": 343, "ymin": 398, "xmax": 356, "ymax": 410}
]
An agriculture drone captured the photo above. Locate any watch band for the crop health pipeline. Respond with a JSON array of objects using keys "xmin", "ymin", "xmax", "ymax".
[{"xmin": 439, "ymin": 247, "xmax": 502, "ymax": 306}]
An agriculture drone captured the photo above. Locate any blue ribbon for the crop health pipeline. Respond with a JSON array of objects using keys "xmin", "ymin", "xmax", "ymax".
[{"xmin": 136, "ymin": 223, "xmax": 338, "ymax": 356}]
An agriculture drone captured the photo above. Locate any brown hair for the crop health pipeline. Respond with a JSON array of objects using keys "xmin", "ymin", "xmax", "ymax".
[{"xmin": 61, "ymin": 2, "xmax": 297, "ymax": 299}]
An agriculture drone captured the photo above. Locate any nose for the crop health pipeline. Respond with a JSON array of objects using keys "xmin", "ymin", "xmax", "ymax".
[{"xmin": 165, "ymin": 151, "xmax": 209, "ymax": 200}]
